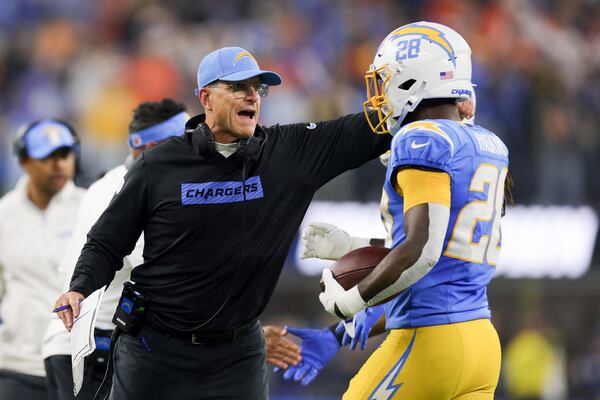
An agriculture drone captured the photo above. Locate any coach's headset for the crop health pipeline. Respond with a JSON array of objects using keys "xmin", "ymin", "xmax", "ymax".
[
  {"xmin": 185, "ymin": 114, "xmax": 266, "ymax": 165},
  {"xmin": 13, "ymin": 118, "xmax": 82, "ymax": 177}
]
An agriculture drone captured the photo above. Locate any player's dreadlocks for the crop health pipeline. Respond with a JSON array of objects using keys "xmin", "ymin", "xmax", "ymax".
[
  {"xmin": 502, "ymin": 171, "xmax": 514, "ymax": 216},
  {"xmin": 129, "ymin": 98, "xmax": 187, "ymax": 132}
]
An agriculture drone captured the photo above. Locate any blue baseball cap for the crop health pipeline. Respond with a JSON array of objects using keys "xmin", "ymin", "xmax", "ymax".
[
  {"xmin": 21, "ymin": 120, "xmax": 77, "ymax": 159},
  {"xmin": 195, "ymin": 47, "xmax": 282, "ymax": 95}
]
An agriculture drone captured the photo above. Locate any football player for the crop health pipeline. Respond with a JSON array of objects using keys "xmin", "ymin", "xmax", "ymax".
[
  {"xmin": 277, "ymin": 87, "xmax": 477, "ymax": 388},
  {"xmin": 317, "ymin": 21, "xmax": 510, "ymax": 399}
]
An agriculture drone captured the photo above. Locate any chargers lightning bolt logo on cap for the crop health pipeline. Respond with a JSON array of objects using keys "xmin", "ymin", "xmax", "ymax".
[
  {"xmin": 368, "ymin": 330, "xmax": 416, "ymax": 400},
  {"xmin": 43, "ymin": 126, "xmax": 62, "ymax": 145},
  {"xmin": 233, "ymin": 51, "xmax": 256, "ymax": 65},
  {"xmin": 389, "ymin": 24, "xmax": 456, "ymax": 66}
]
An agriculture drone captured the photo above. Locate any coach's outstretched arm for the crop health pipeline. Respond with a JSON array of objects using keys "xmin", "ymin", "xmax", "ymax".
[
  {"xmin": 54, "ymin": 156, "xmax": 148, "ymax": 330},
  {"xmin": 279, "ymin": 113, "xmax": 390, "ymax": 192},
  {"xmin": 320, "ymin": 168, "xmax": 450, "ymax": 319}
]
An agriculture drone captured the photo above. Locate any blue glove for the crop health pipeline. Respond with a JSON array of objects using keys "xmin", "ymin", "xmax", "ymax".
[
  {"xmin": 336, "ymin": 304, "xmax": 385, "ymax": 351},
  {"xmin": 275, "ymin": 326, "xmax": 340, "ymax": 386}
]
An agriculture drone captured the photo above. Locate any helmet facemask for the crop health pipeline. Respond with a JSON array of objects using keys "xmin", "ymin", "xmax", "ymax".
[
  {"xmin": 363, "ymin": 65, "xmax": 393, "ymax": 134},
  {"xmin": 364, "ymin": 62, "xmax": 428, "ymax": 135}
]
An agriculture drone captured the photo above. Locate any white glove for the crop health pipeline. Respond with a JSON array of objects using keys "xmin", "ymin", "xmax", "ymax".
[
  {"xmin": 301, "ymin": 222, "xmax": 370, "ymax": 261},
  {"xmin": 319, "ymin": 269, "xmax": 367, "ymax": 319}
]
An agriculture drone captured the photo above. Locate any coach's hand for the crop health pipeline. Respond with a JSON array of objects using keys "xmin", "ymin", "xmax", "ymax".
[
  {"xmin": 337, "ymin": 305, "xmax": 385, "ymax": 351},
  {"xmin": 276, "ymin": 326, "xmax": 339, "ymax": 386},
  {"xmin": 458, "ymin": 98, "xmax": 476, "ymax": 121},
  {"xmin": 263, "ymin": 325, "xmax": 302, "ymax": 369},
  {"xmin": 301, "ymin": 222, "xmax": 370, "ymax": 261},
  {"xmin": 53, "ymin": 291, "xmax": 85, "ymax": 332}
]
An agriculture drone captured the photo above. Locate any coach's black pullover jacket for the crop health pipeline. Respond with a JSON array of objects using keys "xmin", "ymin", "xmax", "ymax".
[{"xmin": 70, "ymin": 113, "xmax": 390, "ymax": 331}]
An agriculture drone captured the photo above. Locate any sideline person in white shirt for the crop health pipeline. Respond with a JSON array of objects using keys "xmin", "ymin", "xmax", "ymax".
[{"xmin": 0, "ymin": 119, "xmax": 84, "ymax": 400}]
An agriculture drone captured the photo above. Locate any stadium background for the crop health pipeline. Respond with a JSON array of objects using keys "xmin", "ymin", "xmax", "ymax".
[{"xmin": 0, "ymin": 0, "xmax": 599, "ymax": 399}]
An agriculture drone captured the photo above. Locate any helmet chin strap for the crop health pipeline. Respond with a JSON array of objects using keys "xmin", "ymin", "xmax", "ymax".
[{"xmin": 387, "ymin": 94, "xmax": 421, "ymax": 135}]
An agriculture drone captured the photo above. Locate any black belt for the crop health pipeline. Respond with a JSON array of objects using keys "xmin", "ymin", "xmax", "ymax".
[{"xmin": 145, "ymin": 318, "xmax": 258, "ymax": 345}]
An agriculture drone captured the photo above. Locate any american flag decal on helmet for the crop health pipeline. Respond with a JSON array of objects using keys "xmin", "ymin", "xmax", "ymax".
[{"xmin": 440, "ymin": 71, "xmax": 454, "ymax": 80}]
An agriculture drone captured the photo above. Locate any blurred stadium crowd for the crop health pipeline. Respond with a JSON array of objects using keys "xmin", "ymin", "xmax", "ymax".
[
  {"xmin": 1, "ymin": 0, "xmax": 599, "ymax": 205},
  {"xmin": 0, "ymin": 0, "xmax": 599, "ymax": 399}
]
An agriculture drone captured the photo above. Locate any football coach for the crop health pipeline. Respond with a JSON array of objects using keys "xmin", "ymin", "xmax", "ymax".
[{"xmin": 54, "ymin": 46, "xmax": 390, "ymax": 399}]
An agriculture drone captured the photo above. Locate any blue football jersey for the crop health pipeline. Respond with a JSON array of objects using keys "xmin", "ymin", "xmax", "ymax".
[{"xmin": 380, "ymin": 119, "xmax": 509, "ymax": 329}]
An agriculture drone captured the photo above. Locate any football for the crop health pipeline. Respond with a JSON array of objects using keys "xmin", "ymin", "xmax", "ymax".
[{"xmin": 320, "ymin": 246, "xmax": 391, "ymax": 292}]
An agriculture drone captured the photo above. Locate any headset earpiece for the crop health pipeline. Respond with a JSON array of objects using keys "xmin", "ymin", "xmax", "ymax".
[
  {"xmin": 192, "ymin": 124, "xmax": 216, "ymax": 156},
  {"xmin": 234, "ymin": 135, "xmax": 263, "ymax": 164},
  {"xmin": 13, "ymin": 123, "xmax": 32, "ymax": 158}
]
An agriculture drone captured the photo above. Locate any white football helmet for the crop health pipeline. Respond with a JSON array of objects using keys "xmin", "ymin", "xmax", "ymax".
[{"xmin": 364, "ymin": 21, "xmax": 473, "ymax": 135}]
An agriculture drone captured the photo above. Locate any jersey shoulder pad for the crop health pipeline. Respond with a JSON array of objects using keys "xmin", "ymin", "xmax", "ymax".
[{"xmin": 390, "ymin": 121, "xmax": 455, "ymax": 172}]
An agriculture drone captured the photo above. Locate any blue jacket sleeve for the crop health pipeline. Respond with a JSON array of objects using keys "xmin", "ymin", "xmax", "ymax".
[{"xmin": 277, "ymin": 113, "xmax": 391, "ymax": 190}]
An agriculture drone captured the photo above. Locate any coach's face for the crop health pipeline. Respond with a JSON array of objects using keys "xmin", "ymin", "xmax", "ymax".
[
  {"xmin": 21, "ymin": 148, "xmax": 75, "ymax": 197},
  {"xmin": 200, "ymin": 77, "xmax": 261, "ymax": 143}
]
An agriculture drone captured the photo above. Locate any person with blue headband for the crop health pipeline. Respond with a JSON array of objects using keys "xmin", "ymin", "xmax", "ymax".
[
  {"xmin": 54, "ymin": 46, "xmax": 390, "ymax": 399},
  {"xmin": 127, "ymin": 110, "xmax": 188, "ymax": 153}
]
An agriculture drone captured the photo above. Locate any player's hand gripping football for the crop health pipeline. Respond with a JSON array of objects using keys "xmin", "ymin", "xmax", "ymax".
[
  {"xmin": 301, "ymin": 222, "xmax": 369, "ymax": 261},
  {"xmin": 319, "ymin": 269, "xmax": 366, "ymax": 319},
  {"xmin": 275, "ymin": 326, "xmax": 340, "ymax": 386}
]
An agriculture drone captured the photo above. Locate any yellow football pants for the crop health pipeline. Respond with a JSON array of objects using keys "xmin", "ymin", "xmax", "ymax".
[{"xmin": 344, "ymin": 319, "xmax": 501, "ymax": 400}]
